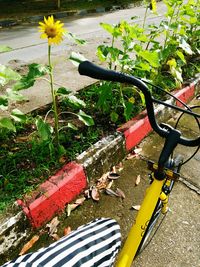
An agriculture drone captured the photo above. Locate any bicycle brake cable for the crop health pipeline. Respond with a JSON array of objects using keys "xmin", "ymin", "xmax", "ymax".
[
  {"xmin": 138, "ymin": 79, "xmax": 200, "ymax": 165},
  {"xmin": 174, "ymin": 105, "xmax": 200, "ymax": 165},
  {"xmin": 140, "ymin": 79, "xmax": 191, "ymax": 110}
]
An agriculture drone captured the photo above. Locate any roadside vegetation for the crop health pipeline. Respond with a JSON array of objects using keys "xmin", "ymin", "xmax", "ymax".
[
  {"xmin": 0, "ymin": 0, "xmax": 199, "ymax": 212},
  {"xmin": 0, "ymin": 0, "xmax": 139, "ymax": 19}
]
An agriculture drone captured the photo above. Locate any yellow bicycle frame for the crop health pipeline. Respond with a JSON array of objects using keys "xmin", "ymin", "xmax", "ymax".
[{"xmin": 116, "ymin": 175, "xmax": 165, "ymax": 267}]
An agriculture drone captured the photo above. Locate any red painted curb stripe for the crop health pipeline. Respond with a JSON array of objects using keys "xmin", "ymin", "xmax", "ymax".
[
  {"xmin": 18, "ymin": 162, "xmax": 87, "ymax": 228},
  {"xmin": 174, "ymin": 84, "xmax": 195, "ymax": 107},
  {"xmin": 118, "ymin": 115, "xmax": 151, "ymax": 151},
  {"xmin": 118, "ymin": 83, "xmax": 196, "ymax": 151}
]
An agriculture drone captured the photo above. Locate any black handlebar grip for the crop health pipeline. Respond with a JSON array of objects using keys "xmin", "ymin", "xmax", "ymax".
[{"xmin": 78, "ymin": 61, "xmax": 126, "ymax": 83}]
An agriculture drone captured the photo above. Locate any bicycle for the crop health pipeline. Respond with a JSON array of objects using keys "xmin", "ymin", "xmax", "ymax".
[
  {"xmin": 78, "ymin": 60, "xmax": 200, "ymax": 267},
  {"xmin": 2, "ymin": 61, "xmax": 200, "ymax": 267}
]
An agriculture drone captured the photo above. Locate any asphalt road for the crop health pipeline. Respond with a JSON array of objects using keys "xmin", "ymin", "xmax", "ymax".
[{"xmin": 0, "ymin": 2, "xmax": 166, "ymax": 65}]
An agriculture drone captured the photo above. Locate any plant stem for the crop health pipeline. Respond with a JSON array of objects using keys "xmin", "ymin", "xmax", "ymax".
[
  {"xmin": 142, "ymin": 5, "xmax": 148, "ymax": 29},
  {"xmin": 163, "ymin": 3, "xmax": 179, "ymax": 49},
  {"xmin": 48, "ymin": 45, "xmax": 59, "ymax": 148},
  {"xmin": 109, "ymin": 35, "xmax": 115, "ymax": 70}
]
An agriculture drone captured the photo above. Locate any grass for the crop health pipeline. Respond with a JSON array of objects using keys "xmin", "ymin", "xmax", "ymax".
[{"xmin": 0, "ymin": 114, "xmax": 103, "ymax": 212}]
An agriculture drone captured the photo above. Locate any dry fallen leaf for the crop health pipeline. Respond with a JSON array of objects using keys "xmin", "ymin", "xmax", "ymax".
[
  {"xmin": 96, "ymin": 180, "xmax": 108, "ymax": 190},
  {"xmin": 112, "ymin": 166, "xmax": 117, "ymax": 173},
  {"xmin": 19, "ymin": 235, "xmax": 40, "ymax": 256},
  {"xmin": 105, "ymin": 188, "xmax": 120, "ymax": 197},
  {"xmin": 10, "ymin": 147, "xmax": 20, "ymax": 151},
  {"xmin": 134, "ymin": 148, "xmax": 142, "ymax": 154},
  {"xmin": 64, "ymin": 226, "xmax": 72, "ymax": 236},
  {"xmin": 135, "ymin": 175, "xmax": 141, "ymax": 186},
  {"xmin": 51, "ymin": 234, "xmax": 60, "ymax": 241},
  {"xmin": 132, "ymin": 205, "xmax": 141, "ymax": 211},
  {"xmin": 115, "ymin": 162, "xmax": 124, "ymax": 172},
  {"xmin": 106, "ymin": 180, "xmax": 113, "ymax": 189},
  {"xmin": 126, "ymin": 148, "xmax": 142, "ymax": 160},
  {"xmin": 46, "ymin": 217, "xmax": 60, "ymax": 235},
  {"xmin": 67, "ymin": 197, "xmax": 86, "ymax": 217},
  {"xmin": 84, "ymin": 189, "xmax": 90, "ymax": 198},
  {"xmin": 126, "ymin": 153, "xmax": 136, "ymax": 160},
  {"xmin": 98, "ymin": 172, "xmax": 109, "ymax": 183},
  {"xmin": 59, "ymin": 155, "xmax": 67, "ymax": 164},
  {"xmin": 108, "ymin": 172, "xmax": 120, "ymax": 180},
  {"xmin": 67, "ymin": 203, "xmax": 79, "ymax": 217},
  {"xmin": 16, "ymin": 136, "xmax": 30, "ymax": 142},
  {"xmin": 116, "ymin": 188, "xmax": 126, "ymax": 199},
  {"xmin": 91, "ymin": 187, "xmax": 100, "ymax": 201},
  {"xmin": 75, "ymin": 197, "xmax": 86, "ymax": 205}
]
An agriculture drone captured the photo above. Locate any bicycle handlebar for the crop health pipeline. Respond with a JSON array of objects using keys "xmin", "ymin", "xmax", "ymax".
[{"xmin": 78, "ymin": 61, "xmax": 200, "ymax": 147}]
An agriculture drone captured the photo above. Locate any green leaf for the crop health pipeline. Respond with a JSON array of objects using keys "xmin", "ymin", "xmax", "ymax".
[
  {"xmin": 179, "ymin": 39, "xmax": 193, "ymax": 55},
  {"xmin": 58, "ymin": 144, "xmax": 66, "ymax": 157},
  {"xmin": 10, "ymin": 109, "xmax": 26, "ymax": 122},
  {"xmin": 35, "ymin": 117, "xmax": 53, "ymax": 141},
  {"xmin": 100, "ymin": 23, "xmax": 117, "ymax": 36},
  {"xmin": 0, "ymin": 45, "xmax": 12, "ymax": 53},
  {"xmin": 0, "ymin": 117, "xmax": 16, "ymax": 131},
  {"xmin": 173, "ymin": 68, "xmax": 183, "ymax": 82},
  {"xmin": 138, "ymin": 91, "xmax": 145, "ymax": 106},
  {"xmin": 96, "ymin": 82, "xmax": 112, "ymax": 111},
  {"xmin": 13, "ymin": 63, "xmax": 48, "ymax": 90},
  {"xmin": 110, "ymin": 111, "xmax": 119, "ymax": 123},
  {"xmin": 67, "ymin": 123, "xmax": 78, "ymax": 130},
  {"xmin": 137, "ymin": 62, "xmax": 151, "ymax": 71},
  {"xmin": 56, "ymin": 87, "xmax": 71, "ymax": 96},
  {"xmin": 131, "ymin": 16, "xmax": 139, "ymax": 20},
  {"xmin": 97, "ymin": 45, "xmax": 109, "ymax": 62},
  {"xmin": 167, "ymin": 58, "xmax": 177, "ymax": 68},
  {"xmin": 77, "ymin": 110, "xmax": 94, "ymax": 126},
  {"xmin": 124, "ymin": 101, "xmax": 133, "ymax": 121},
  {"xmin": 0, "ymin": 96, "xmax": 8, "ymax": 110},
  {"xmin": 67, "ymin": 32, "xmax": 86, "ymax": 45},
  {"xmin": 69, "ymin": 52, "xmax": 87, "ymax": 67},
  {"xmin": 0, "ymin": 64, "xmax": 21, "ymax": 86},
  {"xmin": 6, "ymin": 88, "xmax": 26, "ymax": 102},
  {"xmin": 27, "ymin": 63, "xmax": 49, "ymax": 79},
  {"xmin": 137, "ymin": 50, "xmax": 160, "ymax": 68},
  {"xmin": 176, "ymin": 50, "xmax": 186, "ymax": 63},
  {"xmin": 67, "ymin": 95, "xmax": 86, "ymax": 108},
  {"xmin": 134, "ymin": 44, "xmax": 142, "ymax": 53},
  {"xmin": 13, "ymin": 77, "xmax": 35, "ymax": 90}
]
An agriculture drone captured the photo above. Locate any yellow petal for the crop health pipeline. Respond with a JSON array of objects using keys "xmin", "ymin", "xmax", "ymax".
[{"xmin": 40, "ymin": 33, "xmax": 47, "ymax": 39}]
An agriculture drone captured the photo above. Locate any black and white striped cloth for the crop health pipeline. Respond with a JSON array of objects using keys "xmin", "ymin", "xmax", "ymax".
[{"xmin": 2, "ymin": 218, "xmax": 121, "ymax": 267}]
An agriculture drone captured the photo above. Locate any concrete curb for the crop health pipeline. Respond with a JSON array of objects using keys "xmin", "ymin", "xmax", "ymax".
[
  {"xmin": 15, "ymin": 76, "xmax": 199, "ymax": 228},
  {"xmin": 17, "ymin": 162, "xmax": 87, "ymax": 228}
]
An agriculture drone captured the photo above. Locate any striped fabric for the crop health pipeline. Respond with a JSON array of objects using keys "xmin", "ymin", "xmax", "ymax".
[{"xmin": 2, "ymin": 218, "xmax": 121, "ymax": 267}]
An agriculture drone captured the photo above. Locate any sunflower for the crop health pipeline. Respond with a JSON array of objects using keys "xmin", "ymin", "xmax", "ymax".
[
  {"xmin": 39, "ymin": 15, "xmax": 65, "ymax": 45},
  {"xmin": 149, "ymin": 0, "xmax": 157, "ymax": 13}
]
